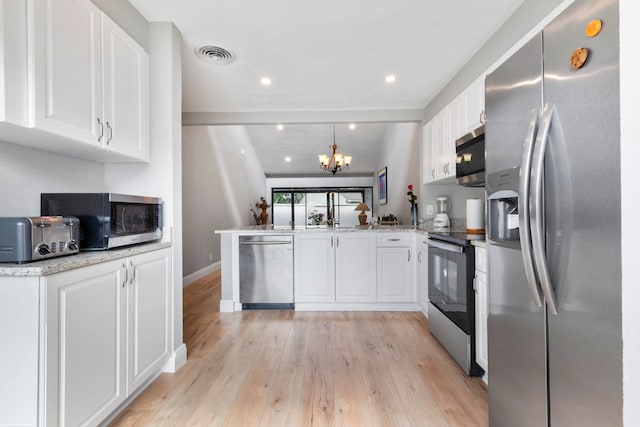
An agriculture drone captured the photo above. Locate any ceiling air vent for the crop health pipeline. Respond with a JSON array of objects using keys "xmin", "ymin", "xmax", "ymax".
[{"xmin": 194, "ymin": 43, "xmax": 236, "ymax": 65}]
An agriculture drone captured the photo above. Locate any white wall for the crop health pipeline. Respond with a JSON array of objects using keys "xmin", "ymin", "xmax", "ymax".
[
  {"xmin": 374, "ymin": 123, "xmax": 420, "ymax": 225},
  {"xmin": 0, "ymin": 141, "xmax": 105, "ymax": 216},
  {"xmin": 182, "ymin": 126, "xmax": 266, "ymax": 276},
  {"xmin": 420, "ymin": 182, "xmax": 484, "ymax": 228}
]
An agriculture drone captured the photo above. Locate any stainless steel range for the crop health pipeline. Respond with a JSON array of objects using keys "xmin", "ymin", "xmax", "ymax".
[{"xmin": 427, "ymin": 231, "xmax": 484, "ymax": 376}]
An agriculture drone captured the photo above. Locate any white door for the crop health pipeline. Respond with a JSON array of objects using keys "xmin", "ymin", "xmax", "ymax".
[
  {"xmin": 377, "ymin": 246, "xmax": 413, "ymax": 302},
  {"xmin": 294, "ymin": 233, "xmax": 335, "ymax": 302},
  {"xmin": 45, "ymin": 259, "xmax": 126, "ymax": 427},
  {"xmin": 102, "ymin": 14, "xmax": 149, "ymax": 161},
  {"xmin": 126, "ymin": 249, "xmax": 171, "ymax": 393},
  {"xmin": 335, "ymin": 233, "xmax": 376, "ymax": 302},
  {"xmin": 32, "ymin": 0, "xmax": 103, "ymax": 145}
]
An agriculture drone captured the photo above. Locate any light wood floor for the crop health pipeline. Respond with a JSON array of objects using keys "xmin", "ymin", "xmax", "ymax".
[{"xmin": 109, "ymin": 270, "xmax": 488, "ymax": 427}]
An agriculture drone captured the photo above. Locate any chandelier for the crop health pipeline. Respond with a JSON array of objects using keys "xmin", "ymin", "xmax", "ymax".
[{"xmin": 318, "ymin": 125, "xmax": 352, "ymax": 175}]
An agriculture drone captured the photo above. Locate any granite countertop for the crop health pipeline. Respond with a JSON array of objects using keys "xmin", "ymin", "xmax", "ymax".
[
  {"xmin": 0, "ymin": 241, "xmax": 172, "ymax": 277},
  {"xmin": 215, "ymin": 224, "xmax": 421, "ymax": 234}
]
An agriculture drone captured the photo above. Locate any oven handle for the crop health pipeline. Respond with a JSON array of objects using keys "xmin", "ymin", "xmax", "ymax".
[
  {"xmin": 426, "ymin": 238, "xmax": 464, "ymax": 253},
  {"xmin": 518, "ymin": 107, "xmax": 544, "ymax": 309}
]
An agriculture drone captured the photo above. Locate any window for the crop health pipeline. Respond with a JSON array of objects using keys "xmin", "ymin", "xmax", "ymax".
[{"xmin": 271, "ymin": 187, "xmax": 373, "ymax": 227}]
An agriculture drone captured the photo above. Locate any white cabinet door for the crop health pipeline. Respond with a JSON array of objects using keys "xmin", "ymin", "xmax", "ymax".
[
  {"xmin": 463, "ymin": 75, "xmax": 486, "ymax": 133},
  {"xmin": 422, "ymin": 121, "xmax": 436, "ymax": 184},
  {"xmin": 126, "ymin": 248, "xmax": 171, "ymax": 393},
  {"xmin": 102, "ymin": 14, "xmax": 149, "ymax": 161},
  {"xmin": 475, "ymin": 265, "xmax": 488, "ymax": 372},
  {"xmin": 417, "ymin": 239, "xmax": 430, "ymax": 313},
  {"xmin": 294, "ymin": 233, "xmax": 335, "ymax": 302},
  {"xmin": 45, "ymin": 259, "xmax": 127, "ymax": 427},
  {"xmin": 0, "ymin": 1, "xmax": 29, "ymax": 127},
  {"xmin": 434, "ymin": 109, "xmax": 448, "ymax": 180},
  {"xmin": 377, "ymin": 246, "xmax": 413, "ymax": 302},
  {"xmin": 32, "ymin": 0, "xmax": 103, "ymax": 145},
  {"xmin": 335, "ymin": 233, "xmax": 376, "ymax": 302}
]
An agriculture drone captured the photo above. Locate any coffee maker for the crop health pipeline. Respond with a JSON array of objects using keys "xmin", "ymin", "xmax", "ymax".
[{"xmin": 433, "ymin": 197, "xmax": 450, "ymax": 229}]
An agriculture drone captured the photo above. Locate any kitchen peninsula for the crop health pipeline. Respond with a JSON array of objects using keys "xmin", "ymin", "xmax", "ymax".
[{"xmin": 216, "ymin": 225, "xmax": 427, "ymax": 312}]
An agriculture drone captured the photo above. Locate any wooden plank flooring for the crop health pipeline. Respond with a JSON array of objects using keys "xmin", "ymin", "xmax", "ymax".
[{"xmin": 109, "ymin": 270, "xmax": 488, "ymax": 427}]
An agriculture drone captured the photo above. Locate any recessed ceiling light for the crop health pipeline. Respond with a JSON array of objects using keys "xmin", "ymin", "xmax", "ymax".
[
  {"xmin": 385, "ymin": 74, "xmax": 396, "ymax": 83},
  {"xmin": 277, "ymin": 124, "xmax": 284, "ymax": 131},
  {"xmin": 284, "ymin": 156, "xmax": 291, "ymax": 162},
  {"xmin": 349, "ymin": 123, "xmax": 356, "ymax": 130},
  {"xmin": 260, "ymin": 77, "xmax": 272, "ymax": 86}
]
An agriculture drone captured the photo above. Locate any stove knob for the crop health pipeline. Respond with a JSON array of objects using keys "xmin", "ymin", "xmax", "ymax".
[
  {"xmin": 67, "ymin": 241, "xmax": 79, "ymax": 252},
  {"xmin": 37, "ymin": 243, "xmax": 51, "ymax": 256}
]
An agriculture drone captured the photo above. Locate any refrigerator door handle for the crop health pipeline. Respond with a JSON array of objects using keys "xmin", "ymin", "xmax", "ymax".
[
  {"xmin": 530, "ymin": 102, "xmax": 559, "ymax": 315},
  {"xmin": 519, "ymin": 107, "xmax": 544, "ymax": 308}
]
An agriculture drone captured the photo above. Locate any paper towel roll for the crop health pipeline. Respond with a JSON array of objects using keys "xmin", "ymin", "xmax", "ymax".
[{"xmin": 466, "ymin": 199, "xmax": 485, "ymax": 234}]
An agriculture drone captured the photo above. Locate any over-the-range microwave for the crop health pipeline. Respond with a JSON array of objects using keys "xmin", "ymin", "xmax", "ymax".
[
  {"xmin": 41, "ymin": 193, "xmax": 162, "ymax": 250},
  {"xmin": 455, "ymin": 125, "xmax": 485, "ymax": 187}
]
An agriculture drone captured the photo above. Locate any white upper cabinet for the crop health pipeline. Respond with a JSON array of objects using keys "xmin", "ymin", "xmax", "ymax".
[
  {"xmin": 422, "ymin": 73, "xmax": 486, "ymax": 185},
  {"xmin": 461, "ymin": 75, "xmax": 486, "ymax": 135},
  {"xmin": 101, "ymin": 14, "xmax": 149, "ymax": 161},
  {"xmin": 0, "ymin": 0, "xmax": 150, "ymax": 162},
  {"xmin": 32, "ymin": 0, "xmax": 103, "ymax": 145},
  {"xmin": 0, "ymin": 1, "xmax": 29, "ymax": 127},
  {"xmin": 32, "ymin": 0, "xmax": 149, "ymax": 162}
]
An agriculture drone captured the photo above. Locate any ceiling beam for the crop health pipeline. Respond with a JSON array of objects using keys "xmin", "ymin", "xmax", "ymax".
[{"xmin": 182, "ymin": 109, "xmax": 424, "ymax": 126}]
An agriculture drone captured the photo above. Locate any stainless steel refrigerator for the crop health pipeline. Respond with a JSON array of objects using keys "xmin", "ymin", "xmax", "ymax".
[{"xmin": 485, "ymin": 0, "xmax": 622, "ymax": 425}]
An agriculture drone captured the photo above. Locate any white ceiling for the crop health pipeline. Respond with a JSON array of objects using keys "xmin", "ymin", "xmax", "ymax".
[{"xmin": 128, "ymin": 0, "xmax": 525, "ymax": 173}]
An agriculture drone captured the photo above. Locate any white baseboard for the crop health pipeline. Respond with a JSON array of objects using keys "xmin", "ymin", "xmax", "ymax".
[
  {"xmin": 219, "ymin": 299, "xmax": 236, "ymax": 313},
  {"xmin": 162, "ymin": 343, "xmax": 187, "ymax": 373},
  {"xmin": 182, "ymin": 262, "xmax": 220, "ymax": 287}
]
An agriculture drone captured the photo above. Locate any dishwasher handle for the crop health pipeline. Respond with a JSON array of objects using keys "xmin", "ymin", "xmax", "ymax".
[{"xmin": 239, "ymin": 241, "xmax": 292, "ymax": 246}]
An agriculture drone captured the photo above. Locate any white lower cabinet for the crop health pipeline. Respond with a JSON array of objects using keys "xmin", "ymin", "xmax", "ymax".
[
  {"xmin": 0, "ymin": 247, "xmax": 171, "ymax": 427},
  {"xmin": 294, "ymin": 233, "xmax": 376, "ymax": 303},
  {"xmin": 335, "ymin": 233, "xmax": 376, "ymax": 302},
  {"xmin": 125, "ymin": 249, "xmax": 171, "ymax": 393},
  {"xmin": 417, "ymin": 236, "xmax": 430, "ymax": 313},
  {"xmin": 474, "ymin": 245, "xmax": 488, "ymax": 373},
  {"xmin": 376, "ymin": 234, "xmax": 414, "ymax": 302},
  {"xmin": 45, "ymin": 259, "xmax": 127, "ymax": 427}
]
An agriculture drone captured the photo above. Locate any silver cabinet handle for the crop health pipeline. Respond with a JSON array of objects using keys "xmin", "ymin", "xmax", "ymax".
[
  {"xmin": 127, "ymin": 263, "xmax": 136, "ymax": 285},
  {"xmin": 97, "ymin": 117, "xmax": 104, "ymax": 143},
  {"xmin": 331, "ymin": 236, "xmax": 333, "ymax": 248},
  {"xmin": 530, "ymin": 102, "xmax": 558, "ymax": 315},
  {"xmin": 518, "ymin": 107, "xmax": 544, "ymax": 309},
  {"xmin": 432, "ymin": 168, "xmax": 435, "ymax": 178},
  {"xmin": 407, "ymin": 249, "xmax": 411, "ymax": 262},
  {"xmin": 106, "ymin": 121, "xmax": 113, "ymax": 144},
  {"xmin": 418, "ymin": 251, "xmax": 422, "ymax": 263},
  {"xmin": 388, "ymin": 238, "xmax": 401, "ymax": 242},
  {"xmin": 336, "ymin": 236, "xmax": 339, "ymax": 248},
  {"xmin": 122, "ymin": 262, "xmax": 128, "ymax": 287}
]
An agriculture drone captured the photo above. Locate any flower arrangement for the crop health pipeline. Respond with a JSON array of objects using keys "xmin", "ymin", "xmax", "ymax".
[
  {"xmin": 308, "ymin": 211, "xmax": 324, "ymax": 225},
  {"xmin": 407, "ymin": 184, "xmax": 417, "ymax": 206}
]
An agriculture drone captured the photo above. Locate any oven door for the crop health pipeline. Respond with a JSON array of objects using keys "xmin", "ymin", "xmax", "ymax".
[{"xmin": 427, "ymin": 238, "xmax": 473, "ymax": 334}]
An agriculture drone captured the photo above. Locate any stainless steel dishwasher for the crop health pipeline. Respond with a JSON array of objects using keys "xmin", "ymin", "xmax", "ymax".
[{"xmin": 239, "ymin": 235, "xmax": 294, "ymax": 309}]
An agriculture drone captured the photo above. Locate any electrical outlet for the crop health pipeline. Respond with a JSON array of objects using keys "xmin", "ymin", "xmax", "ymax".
[
  {"xmin": 209, "ymin": 253, "xmax": 213, "ymax": 261},
  {"xmin": 426, "ymin": 204, "xmax": 434, "ymax": 216}
]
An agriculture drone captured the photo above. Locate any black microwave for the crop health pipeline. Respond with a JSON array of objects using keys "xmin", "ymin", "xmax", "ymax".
[
  {"xmin": 41, "ymin": 193, "xmax": 162, "ymax": 250},
  {"xmin": 455, "ymin": 125, "xmax": 485, "ymax": 187}
]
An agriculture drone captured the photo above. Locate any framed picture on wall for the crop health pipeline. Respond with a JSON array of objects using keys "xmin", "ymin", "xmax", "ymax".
[{"xmin": 378, "ymin": 167, "xmax": 387, "ymax": 205}]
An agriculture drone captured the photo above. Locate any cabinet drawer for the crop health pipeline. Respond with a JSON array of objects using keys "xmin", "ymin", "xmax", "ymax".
[
  {"xmin": 475, "ymin": 246, "xmax": 487, "ymax": 273},
  {"xmin": 377, "ymin": 233, "xmax": 411, "ymax": 247}
]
